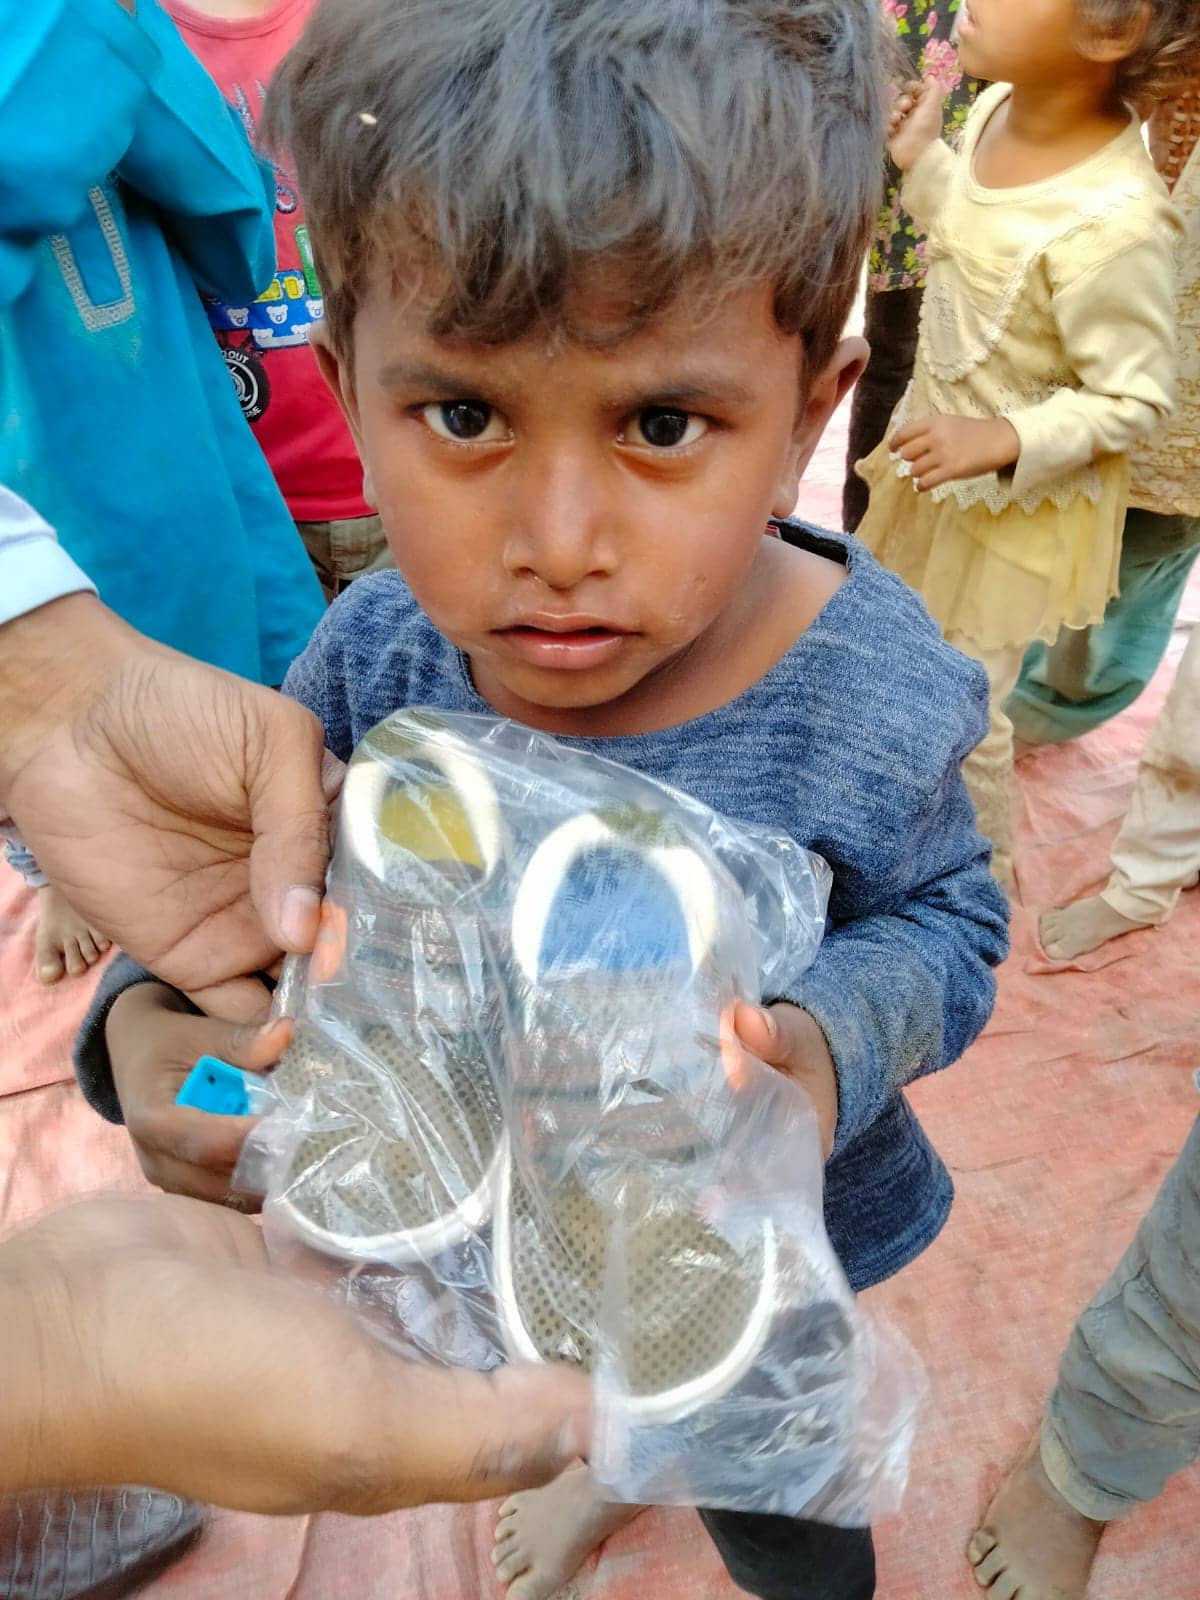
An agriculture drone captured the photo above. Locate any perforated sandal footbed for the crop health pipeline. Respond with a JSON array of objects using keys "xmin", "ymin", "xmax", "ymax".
[
  {"xmin": 495, "ymin": 811, "xmax": 778, "ymax": 1418},
  {"xmin": 272, "ymin": 1023, "xmax": 505, "ymax": 1263}
]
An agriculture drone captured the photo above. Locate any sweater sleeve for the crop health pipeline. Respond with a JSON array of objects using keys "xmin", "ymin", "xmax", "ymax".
[
  {"xmin": 1008, "ymin": 230, "xmax": 1179, "ymax": 499},
  {"xmin": 899, "ymin": 139, "xmax": 960, "ymax": 235},
  {"xmin": 73, "ymin": 952, "xmax": 190, "ymax": 1123},
  {"xmin": 781, "ymin": 708, "xmax": 1010, "ymax": 1157}
]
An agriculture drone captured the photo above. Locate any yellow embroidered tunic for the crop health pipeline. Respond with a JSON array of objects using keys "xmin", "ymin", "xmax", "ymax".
[{"xmin": 857, "ymin": 84, "xmax": 1180, "ymax": 649}]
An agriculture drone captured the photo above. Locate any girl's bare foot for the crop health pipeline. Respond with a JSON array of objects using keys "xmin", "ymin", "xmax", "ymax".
[
  {"xmin": 968, "ymin": 1438, "xmax": 1105, "ymax": 1599},
  {"xmin": 492, "ymin": 1466, "xmax": 642, "ymax": 1599},
  {"xmin": 1040, "ymin": 897, "xmax": 1149, "ymax": 961},
  {"xmin": 34, "ymin": 883, "xmax": 111, "ymax": 985}
]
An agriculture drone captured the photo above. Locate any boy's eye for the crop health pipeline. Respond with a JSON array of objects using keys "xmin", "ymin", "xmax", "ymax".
[
  {"xmin": 627, "ymin": 408, "xmax": 707, "ymax": 449},
  {"xmin": 421, "ymin": 401, "xmax": 507, "ymax": 442}
]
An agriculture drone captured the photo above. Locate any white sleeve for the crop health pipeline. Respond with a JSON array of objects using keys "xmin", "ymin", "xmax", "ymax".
[{"xmin": 0, "ymin": 485, "xmax": 96, "ymax": 627}]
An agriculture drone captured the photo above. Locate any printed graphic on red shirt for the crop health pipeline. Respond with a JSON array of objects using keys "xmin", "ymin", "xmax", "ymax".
[{"xmin": 172, "ymin": 0, "xmax": 369, "ymax": 522}]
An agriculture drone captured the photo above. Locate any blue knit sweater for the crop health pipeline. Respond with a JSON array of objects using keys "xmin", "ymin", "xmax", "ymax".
[{"xmin": 75, "ymin": 523, "xmax": 1009, "ymax": 1291}]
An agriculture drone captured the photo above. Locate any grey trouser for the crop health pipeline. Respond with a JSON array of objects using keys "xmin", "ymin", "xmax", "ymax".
[
  {"xmin": 1042, "ymin": 1114, "xmax": 1200, "ymax": 1520},
  {"xmin": 296, "ymin": 512, "xmax": 392, "ymax": 602}
]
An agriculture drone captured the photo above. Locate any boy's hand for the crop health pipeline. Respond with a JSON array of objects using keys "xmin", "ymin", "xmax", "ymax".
[
  {"xmin": 734, "ymin": 1000, "xmax": 838, "ymax": 1158},
  {"xmin": 888, "ymin": 75, "xmax": 950, "ymax": 173},
  {"xmin": 890, "ymin": 414, "xmax": 1020, "ymax": 491},
  {"xmin": 105, "ymin": 983, "xmax": 292, "ymax": 1205}
]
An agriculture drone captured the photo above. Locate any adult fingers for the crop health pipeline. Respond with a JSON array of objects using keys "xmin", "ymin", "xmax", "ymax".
[
  {"xmin": 344, "ymin": 1362, "xmax": 593, "ymax": 1512},
  {"xmin": 186, "ymin": 972, "xmax": 274, "ymax": 1025},
  {"xmin": 243, "ymin": 696, "xmax": 332, "ymax": 954}
]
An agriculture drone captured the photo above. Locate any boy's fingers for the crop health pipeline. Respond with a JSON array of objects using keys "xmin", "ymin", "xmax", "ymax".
[
  {"xmin": 141, "ymin": 1155, "xmax": 250, "ymax": 1208},
  {"xmin": 140, "ymin": 1105, "xmax": 255, "ymax": 1174},
  {"xmin": 732, "ymin": 1000, "xmax": 785, "ymax": 1068},
  {"xmin": 213, "ymin": 1015, "xmax": 294, "ymax": 1073}
]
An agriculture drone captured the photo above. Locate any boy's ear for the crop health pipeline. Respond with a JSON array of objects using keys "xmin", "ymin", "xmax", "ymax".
[
  {"xmin": 309, "ymin": 322, "xmax": 377, "ymax": 508},
  {"xmin": 771, "ymin": 337, "xmax": 869, "ymax": 519}
]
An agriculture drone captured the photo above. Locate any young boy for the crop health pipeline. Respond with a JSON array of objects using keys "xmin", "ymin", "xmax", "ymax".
[
  {"xmin": 74, "ymin": 4, "xmax": 1010, "ymax": 1596},
  {"xmin": 167, "ymin": 0, "xmax": 391, "ymax": 601}
]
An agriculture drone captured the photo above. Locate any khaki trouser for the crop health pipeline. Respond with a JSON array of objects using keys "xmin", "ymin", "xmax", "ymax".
[
  {"xmin": 944, "ymin": 631, "xmax": 1027, "ymax": 889},
  {"xmin": 1100, "ymin": 626, "xmax": 1200, "ymax": 926},
  {"xmin": 1041, "ymin": 1113, "xmax": 1200, "ymax": 1520},
  {"xmin": 296, "ymin": 513, "xmax": 392, "ymax": 603}
]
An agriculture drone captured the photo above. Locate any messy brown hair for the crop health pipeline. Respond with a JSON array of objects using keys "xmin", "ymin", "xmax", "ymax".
[{"xmin": 264, "ymin": 0, "xmax": 888, "ymax": 380}]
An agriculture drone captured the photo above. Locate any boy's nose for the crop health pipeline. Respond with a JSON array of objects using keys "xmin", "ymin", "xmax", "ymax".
[{"xmin": 503, "ymin": 453, "xmax": 618, "ymax": 591}]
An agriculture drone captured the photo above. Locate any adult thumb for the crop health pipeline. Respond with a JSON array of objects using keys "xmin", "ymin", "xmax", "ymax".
[{"xmin": 245, "ymin": 693, "xmax": 332, "ymax": 953}]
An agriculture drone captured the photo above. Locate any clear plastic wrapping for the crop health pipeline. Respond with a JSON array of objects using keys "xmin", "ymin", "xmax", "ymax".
[{"xmin": 240, "ymin": 708, "xmax": 921, "ymax": 1520}]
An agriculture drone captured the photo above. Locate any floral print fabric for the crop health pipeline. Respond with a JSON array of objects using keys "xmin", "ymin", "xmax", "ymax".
[{"xmin": 869, "ymin": 0, "xmax": 981, "ymax": 293}]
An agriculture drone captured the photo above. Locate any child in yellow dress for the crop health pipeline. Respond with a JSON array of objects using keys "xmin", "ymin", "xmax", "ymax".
[{"xmin": 856, "ymin": 0, "xmax": 1200, "ymax": 887}]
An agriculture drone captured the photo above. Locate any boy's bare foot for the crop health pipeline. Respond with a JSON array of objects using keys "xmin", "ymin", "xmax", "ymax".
[
  {"xmin": 492, "ymin": 1466, "xmax": 642, "ymax": 1599},
  {"xmin": 34, "ymin": 883, "xmax": 111, "ymax": 985},
  {"xmin": 1040, "ymin": 897, "xmax": 1149, "ymax": 961},
  {"xmin": 968, "ymin": 1438, "xmax": 1105, "ymax": 1599}
]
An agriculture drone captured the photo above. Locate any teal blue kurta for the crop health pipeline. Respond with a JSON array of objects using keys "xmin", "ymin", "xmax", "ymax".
[{"xmin": 0, "ymin": 0, "xmax": 323, "ymax": 682}]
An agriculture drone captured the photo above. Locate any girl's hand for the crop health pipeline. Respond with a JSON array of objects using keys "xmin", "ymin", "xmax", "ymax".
[
  {"xmin": 733, "ymin": 1000, "xmax": 838, "ymax": 1159},
  {"xmin": 105, "ymin": 982, "xmax": 292, "ymax": 1204},
  {"xmin": 888, "ymin": 75, "xmax": 951, "ymax": 173},
  {"xmin": 890, "ymin": 414, "xmax": 1020, "ymax": 492}
]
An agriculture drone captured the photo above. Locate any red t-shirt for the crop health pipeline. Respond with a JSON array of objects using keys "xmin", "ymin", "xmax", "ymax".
[{"xmin": 168, "ymin": 0, "xmax": 370, "ymax": 522}]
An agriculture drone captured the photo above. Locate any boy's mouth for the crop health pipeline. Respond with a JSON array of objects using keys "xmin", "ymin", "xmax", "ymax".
[
  {"xmin": 493, "ymin": 615, "xmax": 633, "ymax": 671},
  {"xmin": 955, "ymin": 1, "xmax": 975, "ymax": 40}
]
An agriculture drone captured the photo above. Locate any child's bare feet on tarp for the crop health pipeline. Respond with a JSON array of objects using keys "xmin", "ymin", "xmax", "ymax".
[
  {"xmin": 968, "ymin": 1437, "xmax": 1105, "ymax": 1599},
  {"xmin": 492, "ymin": 1466, "xmax": 642, "ymax": 1600},
  {"xmin": 1040, "ymin": 897, "xmax": 1149, "ymax": 962},
  {"xmin": 35, "ymin": 882, "xmax": 111, "ymax": 985}
]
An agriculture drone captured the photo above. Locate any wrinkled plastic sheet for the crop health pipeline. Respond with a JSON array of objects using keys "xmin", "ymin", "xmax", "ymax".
[{"xmin": 239, "ymin": 708, "xmax": 920, "ymax": 1519}]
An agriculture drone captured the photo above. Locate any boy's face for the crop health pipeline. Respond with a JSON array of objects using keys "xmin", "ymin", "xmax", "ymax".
[{"xmin": 317, "ymin": 273, "xmax": 861, "ymax": 730}]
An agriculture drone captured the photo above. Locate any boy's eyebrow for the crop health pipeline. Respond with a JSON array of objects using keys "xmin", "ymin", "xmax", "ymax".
[
  {"xmin": 376, "ymin": 362, "xmax": 486, "ymax": 395},
  {"xmin": 621, "ymin": 377, "xmax": 757, "ymax": 409},
  {"xmin": 376, "ymin": 362, "xmax": 759, "ymax": 409}
]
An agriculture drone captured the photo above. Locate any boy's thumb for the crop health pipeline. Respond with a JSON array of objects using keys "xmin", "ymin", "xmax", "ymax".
[{"xmin": 215, "ymin": 1015, "xmax": 294, "ymax": 1074}]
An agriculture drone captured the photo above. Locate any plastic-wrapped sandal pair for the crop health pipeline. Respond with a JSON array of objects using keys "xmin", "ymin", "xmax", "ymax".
[{"xmin": 267, "ymin": 710, "xmax": 781, "ymax": 1423}]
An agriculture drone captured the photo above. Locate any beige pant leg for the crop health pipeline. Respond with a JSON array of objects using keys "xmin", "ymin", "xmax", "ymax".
[
  {"xmin": 944, "ymin": 633, "xmax": 1029, "ymax": 889},
  {"xmin": 1102, "ymin": 628, "xmax": 1200, "ymax": 925}
]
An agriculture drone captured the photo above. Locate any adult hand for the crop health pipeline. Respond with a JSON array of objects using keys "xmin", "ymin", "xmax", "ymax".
[
  {"xmin": 0, "ymin": 594, "xmax": 338, "ymax": 1021},
  {"xmin": 734, "ymin": 999, "xmax": 839, "ymax": 1158},
  {"xmin": 890, "ymin": 414, "xmax": 1020, "ymax": 492},
  {"xmin": 5, "ymin": 1195, "xmax": 590, "ymax": 1513}
]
